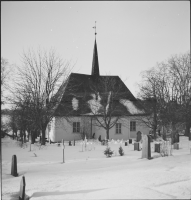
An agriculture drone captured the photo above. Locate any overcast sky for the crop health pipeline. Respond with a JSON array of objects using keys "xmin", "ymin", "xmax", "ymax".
[{"xmin": 1, "ymin": 1, "xmax": 190, "ymax": 97}]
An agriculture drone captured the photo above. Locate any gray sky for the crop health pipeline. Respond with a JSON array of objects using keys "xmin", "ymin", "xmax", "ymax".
[{"xmin": 1, "ymin": 1, "xmax": 190, "ymax": 96}]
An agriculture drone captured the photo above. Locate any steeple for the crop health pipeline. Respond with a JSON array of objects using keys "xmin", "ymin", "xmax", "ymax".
[
  {"xmin": 91, "ymin": 39, "xmax": 100, "ymax": 76},
  {"xmin": 92, "ymin": 21, "xmax": 100, "ymax": 76}
]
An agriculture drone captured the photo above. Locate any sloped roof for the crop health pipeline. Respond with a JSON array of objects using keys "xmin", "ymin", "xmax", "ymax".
[{"xmin": 54, "ymin": 73, "xmax": 147, "ymax": 117}]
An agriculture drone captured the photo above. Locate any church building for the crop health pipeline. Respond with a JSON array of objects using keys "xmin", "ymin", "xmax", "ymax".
[{"xmin": 48, "ymin": 34, "xmax": 150, "ymax": 142}]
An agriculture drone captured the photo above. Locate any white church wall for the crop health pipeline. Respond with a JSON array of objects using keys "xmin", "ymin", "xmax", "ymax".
[
  {"xmin": 49, "ymin": 117, "xmax": 82, "ymax": 142},
  {"xmin": 93, "ymin": 117, "xmax": 130, "ymax": 140},
  {"xmin": 49, "ymin": 115, "xmax": 150, "ymax": 142},
  {"xmin": 129, "ymin": 116, "xmax": 150, "ymax": 139}
]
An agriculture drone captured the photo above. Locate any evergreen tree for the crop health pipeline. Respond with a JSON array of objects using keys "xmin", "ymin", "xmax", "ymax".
[
  {"xmin": 104, "ymin": 146, "xmax": 114, "ymax": 158},
  {"xmin": 119, "ymin": 146, "xmax": 124, "ymax": 156}
]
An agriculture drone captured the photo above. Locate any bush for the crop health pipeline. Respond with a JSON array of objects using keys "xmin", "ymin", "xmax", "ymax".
[
  {"xmin": 119, "ymin": 146, "xmax": 124, "ymax": 156},
  {"xmin": 104, "ymin": 146, "xmax": 114, "ymax": 158}
]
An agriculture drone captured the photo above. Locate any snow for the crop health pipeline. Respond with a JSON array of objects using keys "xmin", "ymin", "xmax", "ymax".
[
  {"xmin": 72, "ymin": 97, "xmax": 79, "ymax": 111},
  {"xmin": 88, "ymin": 93, "xmax": 102, "ymax": 114},
  {"xmin": 2, "ymin": 136, "xmax": 191, "ymax": 199},
  {"xmin": 120, "ymin": 99, "xmax": 145, "ymax": 114},
  {"xmin": 106, "ymin": 91, "xmax": 111, "ymax": 114}
]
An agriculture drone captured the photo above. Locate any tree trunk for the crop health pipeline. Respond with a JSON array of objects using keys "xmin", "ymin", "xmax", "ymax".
[
  {"xmin": 15, "ymin": 130, "xmax": 18, "ymax": 140},
  {"xmin": 23, "ymin": 131, "xmax": 26, "ymax": 143},
  {"xmin": 185, "ymin": 123, "xmax": 191, "ymax": 136},
  {"xmin": 185, "ymin": 123, "xmax": 191, "ymax": 141},
  {"xmin": 153, "ymin": 125, "xmax": 157, "ymax": 139},
  {"xmin": 41, "ymin": 128, "xmax": 46, "ymax": 145},
  {"xmin": 106, "ymin": 129, "xmax": 109, "ymax": 140},
  {"xmin": 31, "ymin": 131, "xmax": 35, "ymax": 144}
]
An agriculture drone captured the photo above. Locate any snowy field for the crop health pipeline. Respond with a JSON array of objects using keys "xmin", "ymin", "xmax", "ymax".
[{"xmin": 2, "ymin": 136, "xmax": 191, "ymax": 199}]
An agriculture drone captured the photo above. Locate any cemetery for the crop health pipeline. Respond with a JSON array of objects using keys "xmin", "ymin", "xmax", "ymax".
[
  {"xmin": 2, "ymin": 134, "xmax": 191, "ymax": 199},
  {"xmin": 1, "ymin": 2, "xmax": 190, "ymax": 200}
]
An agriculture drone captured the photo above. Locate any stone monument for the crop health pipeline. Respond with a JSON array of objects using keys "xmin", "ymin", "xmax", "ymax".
[{"xmin": 142, "ymin": 135, "xmax": 148, "ymax": 159}]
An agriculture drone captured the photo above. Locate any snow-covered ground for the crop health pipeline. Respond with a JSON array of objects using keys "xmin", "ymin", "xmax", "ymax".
[{"xmin": 2, "ymin": 136, "xmax": 191, "ymax": 199}]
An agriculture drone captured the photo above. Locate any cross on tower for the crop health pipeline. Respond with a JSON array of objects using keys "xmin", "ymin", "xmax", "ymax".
[{"xmin": 92, "ymin": 21, "xmax": 97, "ymax": 37}]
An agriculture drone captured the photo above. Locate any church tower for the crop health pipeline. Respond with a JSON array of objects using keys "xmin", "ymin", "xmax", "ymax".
[{"xmin": 91, "ymin": 21, "xmax": 100, "ymax": 77}]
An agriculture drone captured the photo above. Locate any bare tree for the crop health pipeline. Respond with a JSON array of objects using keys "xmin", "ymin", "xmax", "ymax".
[
  {"xmin": 87, "ymin": 76, "xmax": 131, "ymax": 139},
  {"xmin": 167, "ymin": 52, "xmax": 191, "ymax": 140},
  {"xmin": 138, "ymin": 51, "xmax": 191, "ymax": 140},
  {"xmin": 137, "ymin": 66, "xmax": 163, "ymax": 138},
  {"xmin": 1, "ymin": 57, "xmax": 11, "ymax": 105},
  {"xmin": 9, "ymin": 48, "xmax": 71, "ymax": 145}
]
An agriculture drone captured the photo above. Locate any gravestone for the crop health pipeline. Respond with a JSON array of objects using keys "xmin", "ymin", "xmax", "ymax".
[
  {"xmin": 69, "ymin": 141, "xmax": 72, "ymax": 146},
  {"xmin": 134, "ymin": 142, "xmax": 140, "ymax": 151},
  {"xmin": 11, "ymin": 155, "xmax": 18, "ymax": 177},
  {"xmin": 173, "ymin": 143, "xmax": 179, "ymax": 150},
  {"xmin": 142, "ymin": 135, "xmax": 148, "ymax": 159},
  {"xmin": 155, "ymin": 143, "xmax": 160, "ymax": 153},
  {"xmin": 136, "ymin": 131, "xmax": 142, "ymax": 142},
  {"xmin": 19, "ymin": 176, "xmax": 26, "ymax": 200},
  {"xmin": 125, "ymin": 142, "xmax": 128, "ymax": 146}
]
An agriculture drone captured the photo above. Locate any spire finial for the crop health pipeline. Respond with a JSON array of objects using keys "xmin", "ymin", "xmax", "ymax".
[{"xmin": 92, "ymin": 21, "xmax": 97, "ymax": 38}]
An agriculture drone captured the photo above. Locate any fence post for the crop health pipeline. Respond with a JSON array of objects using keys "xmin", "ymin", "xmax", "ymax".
[{"xmin": 62, "ymin": 139, "xmax": 65, "ymax": 163}]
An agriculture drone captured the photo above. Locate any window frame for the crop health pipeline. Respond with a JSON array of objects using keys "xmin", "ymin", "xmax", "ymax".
[
  {"xmin": 130, "ymin": 121, "xmax": 136, "ymax": 131},
  {"xmin": 116, "ymin": 123, "xmax": 122, "ymax": 134},
  {"xmin": 73, "ymin": 122, "xmax": 80, "ymax": 133}
]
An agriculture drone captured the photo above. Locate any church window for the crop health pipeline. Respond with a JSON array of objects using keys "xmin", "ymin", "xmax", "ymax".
[
  {"xmin": 130, "ymin": 121, "xmax": 136, "ymax": 131},
  {"xmin": 116, "ymin": 123, "xmax": 122, "ymax": 134},
  {"xmin": 73, "ymin": 122, "xmax": 80, "ymax": 133}
]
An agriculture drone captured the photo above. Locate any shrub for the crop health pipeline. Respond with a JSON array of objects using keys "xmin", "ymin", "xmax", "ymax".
[
  {"xmin": 119, "ymin": 146, "xmax": 124, "ymax": 156},
  {"xmin": 104, "ymin": 146, "xmax": 114, "ymax": 158}
]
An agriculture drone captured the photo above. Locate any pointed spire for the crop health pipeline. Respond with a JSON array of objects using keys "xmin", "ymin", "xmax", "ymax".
[
  {"xmin": 91, "ymin": 39, "xmax": 100, "ymax": 76},
  {"xmin": 92, "ymin": 22, "xmax": 100, "ymax": 76}
]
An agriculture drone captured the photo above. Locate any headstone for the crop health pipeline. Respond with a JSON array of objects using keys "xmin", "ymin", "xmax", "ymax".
[
  {"xmin": 136, "ymin": 131, "xmax": 142, "ymax": 142},
  {"xmin": 142, "ymin": 135, "xmax": 148, "ymax": 159},
  {"xmin": 155, "ymin": 143, "xmax": 160, "ymax": 153},
  {"xmin": 129, "ymin": 139, "xmax": 132, "ymax": 144},
  {"xmin": 125, "ymin": 142, "xmax": 128, "ymax": 146},
  {"xmin": 147, "ymin": 135, "xmax": 152, "ymax": 159},
  {"xmin": 134, "ymin": 142, "xmax": 140, "ymax": 151},
  {"xmin": 19, "ymin": 176, "xmax": 26, "ymax": 200},
  {"xmin": 69, "ymin": 141, "xmax": 72, "ymax": 146},
  {"xmin": 11, "ymin": 155, "xmax": 18, "ymax": 177},
  {"xmin": 173, "ymin": 143, "xmax": 179, "ymax": 150}
]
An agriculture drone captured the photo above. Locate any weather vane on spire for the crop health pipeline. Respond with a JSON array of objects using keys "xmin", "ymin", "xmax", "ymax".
[{"xmin": 93, "ymin": 21, "xmax": 97, "ymax": 37}]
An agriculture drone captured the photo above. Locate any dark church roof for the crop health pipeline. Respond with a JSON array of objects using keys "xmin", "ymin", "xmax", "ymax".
[{"xmin": 53, "ymin": 39, "xmax": 147, "ymax": 117}]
